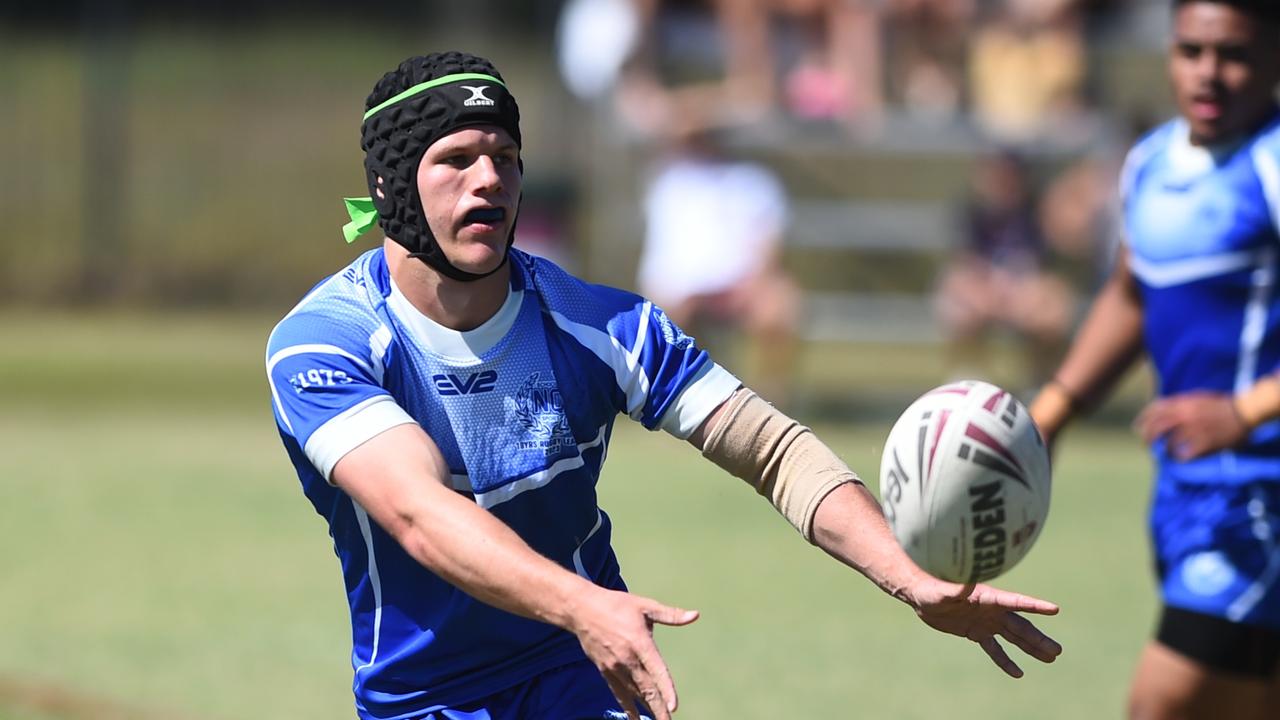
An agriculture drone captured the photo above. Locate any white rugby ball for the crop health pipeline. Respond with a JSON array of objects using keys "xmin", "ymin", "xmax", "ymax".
[{"xmin": 879, "ymin": 380, "xmax": 1051, "ymax": 583}]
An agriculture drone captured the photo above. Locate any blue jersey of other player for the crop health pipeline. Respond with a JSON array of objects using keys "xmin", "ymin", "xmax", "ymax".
[
  {"xmin": 265, "ymin": 247, "xmax": 739, "ymax": 718},
  {"xmin": 1123, "ymin": 108, "xmax": 1280, "ymax": 484}
]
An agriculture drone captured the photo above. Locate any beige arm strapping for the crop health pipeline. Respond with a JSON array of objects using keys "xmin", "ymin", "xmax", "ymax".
[{"xmin": 700, "ymin": 389, "xmax": 861, "ymax": 542}]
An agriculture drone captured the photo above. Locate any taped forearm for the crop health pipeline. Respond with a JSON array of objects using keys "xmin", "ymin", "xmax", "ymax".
[
  {"xmin": 701, "ymin": 389, "xmax": 861, "ymax": 542},
  {"xmin": 1236, "ymin": 375, "xmax": 1280, "ymax": 429}
]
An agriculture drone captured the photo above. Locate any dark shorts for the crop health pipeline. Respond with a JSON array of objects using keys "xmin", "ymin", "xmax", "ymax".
[
  {"xmin": 1150, "ymin": 479, "xmax": 1280, "ymax": 675},
  {"xmin": 414, "ymin": 658, "xmax": 652, "ymax": 720}
]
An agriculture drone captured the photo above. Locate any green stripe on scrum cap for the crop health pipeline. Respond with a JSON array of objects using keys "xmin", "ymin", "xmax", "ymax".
[{"xmin": 362, "ymin": 73, "xmax": 507, "ymax": 121}]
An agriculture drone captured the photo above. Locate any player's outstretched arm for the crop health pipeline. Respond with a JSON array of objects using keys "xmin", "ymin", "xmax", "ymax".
[
  {"xmin": 1030, "ymin": 248, "xmax": 1144, "ymax": 444},
  {"xmin": 810, "ymin": 483, "xmax": 1062, "ymax": 678},
  {"xmin": 332, "ymin": 424, "xmax": 696, "ymax": 720},
  {"xmin": 690, "ymin": 390, "xmax": 1061, "ymax": 677}
]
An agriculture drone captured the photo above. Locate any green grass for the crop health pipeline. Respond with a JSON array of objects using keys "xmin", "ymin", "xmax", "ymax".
[{"xmin": 0, "ymin": 312, "xmax": 1157, "ymax": 719}]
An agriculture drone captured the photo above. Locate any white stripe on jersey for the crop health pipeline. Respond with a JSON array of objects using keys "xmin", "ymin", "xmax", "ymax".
[
  {"xmin": 1129, "ymin": 250, "xmax": 1261, "ymax": 288},
  {"xmin": 1235, "ymin": 248, "xmax": 1277, "ymax": 393},
  {"xmin": 368, "ymin": 325, "xmax": 393, "ymax": 384},
  {"xmin": 1227, "ymin": 486, "xmax": 1280, "ymax": 621},
  {"xmin": 657, "ymin": 362, "xmax": 742, "ymax": 439},
  {"xmin": 352, "ymin": 501, "xmax": 386, "ymax": 679},
  {"xmin": 573, "ymin": 508, "xmax": 605, "ymax": 578},
  {"xmin": 629, "ymin": 300, "xmax": 652, "ymax": 368},
  {"xmin": 470, "ymin": 423, "xmax": 608, "ymax": 509},
  {"xmin": 1252, "ymin": 145, "xmax": 1280, "ymax": 237},
  {"xmin": 547, "ymin": 309, "xmax": 652, "ymax": 418},
  {"xmin": 305, "ymin": 395, "xmax": 417, "ymax": 482}
]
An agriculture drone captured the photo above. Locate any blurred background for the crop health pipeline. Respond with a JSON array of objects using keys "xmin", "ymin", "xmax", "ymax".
[{"xmin": 2, "ymin": 0, "xmax": 1175, "ymax": 718}]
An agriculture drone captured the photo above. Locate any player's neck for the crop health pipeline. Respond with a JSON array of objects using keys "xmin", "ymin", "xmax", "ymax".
[{"xmin": 385, "ymin": 240, "xmax": 511, "ymax": 332}]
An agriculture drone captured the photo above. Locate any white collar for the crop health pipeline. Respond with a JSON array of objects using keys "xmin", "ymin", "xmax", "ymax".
[
  {"xmin": 1167, "ymin": 119, "xmax": 1245, "ymax": 179},
  {"xmin": 386, "ymin": 275, "xmax": 523, "ymax": 364}
]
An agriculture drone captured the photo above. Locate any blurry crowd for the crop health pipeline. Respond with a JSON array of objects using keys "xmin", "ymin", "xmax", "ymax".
[
  {"xmin": 552, "ymin": 0, "xmax": 1146, "ymax": 400},
  {"xmin": 558, "ymin": 0, "xmax": 1134, "ymax": 143}
]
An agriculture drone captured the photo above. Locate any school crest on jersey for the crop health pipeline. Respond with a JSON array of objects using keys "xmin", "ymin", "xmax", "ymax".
[
  {"xmin": 654, "ymin": 309, "xmax": 695, "ymax": 350},
  {"xmin": 513, "ymin": 372, "xmax": 573, "ymax": 453}
]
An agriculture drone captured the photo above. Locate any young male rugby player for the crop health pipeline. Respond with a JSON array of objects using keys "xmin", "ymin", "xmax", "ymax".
[
  {"xmin": 267, "ymin": 51, "xmax": 1061, "ymax": 720},
  {"xmin": 1031, "ymin": 2, "xmax": 1280, "ymax": 717}
]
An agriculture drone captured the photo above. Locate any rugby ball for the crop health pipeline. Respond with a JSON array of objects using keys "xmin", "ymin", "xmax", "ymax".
[{"xmin": 879, "ymin": 380, "xmax": 1051, "ymax": 583}]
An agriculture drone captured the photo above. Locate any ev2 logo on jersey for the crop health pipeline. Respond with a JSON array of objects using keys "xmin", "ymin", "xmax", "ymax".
[{"xmin": 433, "ymin": 370, "xmax": 498, "ymax": 396}]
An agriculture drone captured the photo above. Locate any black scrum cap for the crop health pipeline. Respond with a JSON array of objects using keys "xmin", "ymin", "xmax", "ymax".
[{"xmin": 347, "ymin": 52, "xmax": 522, "ymax": 281}]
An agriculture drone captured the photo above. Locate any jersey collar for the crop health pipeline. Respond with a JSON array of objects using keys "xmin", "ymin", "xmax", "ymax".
[{"xmin": 386, "ymin": 273, "xmax": 524, "ymax": 363}]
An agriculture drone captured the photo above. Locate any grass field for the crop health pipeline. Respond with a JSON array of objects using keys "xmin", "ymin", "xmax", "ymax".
[{"xmin": 0, "ymin": 312, "xmax": 1158, "ymax": 719}]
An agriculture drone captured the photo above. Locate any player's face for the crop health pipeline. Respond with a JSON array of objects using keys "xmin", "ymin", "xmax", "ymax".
[
  {"xmin": 416, "ymin": 126, "xmax": 522, "ymax": 274},
  {"xmin": 1169, "ymin": 3, "xmax": 1280, "ymax": 145}
]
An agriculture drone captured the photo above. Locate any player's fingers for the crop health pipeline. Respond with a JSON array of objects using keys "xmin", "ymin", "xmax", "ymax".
[
  {"xmin": 639, "ymin": 681, "xmax": 671, "ymax": 720},
  {"xmin": 624, "ymin": 661, "xmax": 670, "ymax": 720},
  {"xmin": 1170, "ymin": 434, "xmax": 1200, "ymax": 460},
  {"xmin": 999, "ymin": 613, "xmax": 1063, "ymax": 663},
  {"xmin": 1135, "ymin": 404, "xmax": 1176, "ymax": 443},
  {"xmin": 978, "ymin": 636, "xmax": 1024, "ymax": 678},
  {"xmin": 975, "ymin": 586, "xmax": 1059, "ymax": 615},
  {"xmin": 638, "ymin": 641, "xmax": 680, "ymax": 714},
  {"xmin": 1168, "ymin": 426, "xmax": 1205, "ymax": 460},
  {"xmin": 1180, "ymin": 423, "xmax": 1229, "ymax": 460},
  {"xmin": 603, "ymin": 674, "xmax": 645, "ymax": 720},
  {"xmin": 644, "ymin": 602, "xmax": 700, "ymax": 627}
]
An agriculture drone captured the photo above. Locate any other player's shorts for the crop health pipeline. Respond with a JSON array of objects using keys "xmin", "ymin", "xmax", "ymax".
[
  {"xmin": 1150, "ymin": 478, "xmax": 1280, "ymax": 674},
  {"xmin": 412, "ymin": 658, "xmax": 653, "ymax": 720}
]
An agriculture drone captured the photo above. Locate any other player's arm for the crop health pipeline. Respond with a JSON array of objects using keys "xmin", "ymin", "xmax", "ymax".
[
  {"xmin": 1029, "ymin": 248, "xmax": 1144, "ymax": 443},
  {"xmin": 689, "ymin": 390, "xmax": 1062, "ymax": 677},
  {"xmin": 332, "ymin": 424, "xmax": 695, "ymax": 720}
]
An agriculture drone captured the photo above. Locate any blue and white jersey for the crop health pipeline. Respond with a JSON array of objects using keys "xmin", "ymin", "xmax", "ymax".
[
  {"xmin": 1123, "ymin": 109, "xmax": 1280, "ymax": 484},
  {"xmin": 265, "ymin": 248, "xmax": 739, "ymax": 718}
]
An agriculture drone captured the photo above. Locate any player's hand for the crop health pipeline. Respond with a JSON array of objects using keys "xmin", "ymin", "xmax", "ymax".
[
  {"xmin": 1134, "ymin": 391, "xmax": 1249, "ymax": 460},
  {"xmin": 907, "ymin": 578, "xmax": 1062, "ymax": 678},
  {"xmin": 567, "ymin": 587, "xmax": 699, "ymax": 720}
]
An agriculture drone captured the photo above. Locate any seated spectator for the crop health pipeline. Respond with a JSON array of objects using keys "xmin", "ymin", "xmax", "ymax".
[
  {"xmin": 557, "ymin": 0, "xmax": 885, "ymax": 135},
  {"xmin": 883, "ymin": 0, "xmax": 976, "ymax": 121},
  {"xmin": 969, "ymin": 0, "xmax": 1086, "ymax": 143},
  {"xmin": 718, "ymin": 0, "xmax": 885, "ymax": 125},
  {"xmin": 935, "ymin": 150, "xmax": 1075, "ymax": 387},
  {"xmin": 637, "ymin": 116, "xmax": 801, "ymax": 406}
]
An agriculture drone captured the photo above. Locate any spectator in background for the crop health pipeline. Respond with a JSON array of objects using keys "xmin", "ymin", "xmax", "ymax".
[
  {"xmin": 637, "ymin": 115, "xmax": 801, "ymax": 407},
  {"xmin": 884, "ymin": 0, "xmax": 976, "ymax": 121},
  {"xmin": 935, "ymin": 150, "xmax": 1075, "ymax": 388},
  {"xmin": 969, "ymin": 0, "xmax": 1087, "ymax": 143},
  {"xmin": 716, "ymin": 0, "xmax": 885, "ymax": 126},
  {"xmin": 557, "ymin": 0, "xmax": 885, "ymax": 134}
]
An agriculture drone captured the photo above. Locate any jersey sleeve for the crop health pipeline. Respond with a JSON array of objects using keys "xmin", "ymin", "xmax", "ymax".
[
  {"xmin": 612, "ymin": 300, "xmax": 741, "ymax": 439},
  {"xmin": 529, "ymin": 255, "xmax": 741, "ymax": 439},
  {"xmin": 266, "ymin": 310, "xmax": 414, "ymax": 482}
]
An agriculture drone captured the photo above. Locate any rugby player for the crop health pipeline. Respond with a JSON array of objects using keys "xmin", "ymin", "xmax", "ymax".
[
  {"xmin": 268, "ymin": 51, "xmax": 1061, "ymax": 720},
  {"xmin": 1031, "ymin": 2, "xmax": 1280, "ymax": 717}
]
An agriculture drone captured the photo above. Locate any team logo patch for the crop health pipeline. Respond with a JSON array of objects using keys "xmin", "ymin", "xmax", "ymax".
[
  {"xmin": 514, "ymin": 372, "xmax": 573, "ymax": 452},
  {"xmin": 654, "ymin": 309, "xmax": 694, "ymax": 350},
  {"xmin": 1181, "ymin": 551, "xmax": 1237, "ymax": 597},
  {"xmin": 461, "ymin": 85, "xmax": 496, "ymax": 107}
]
